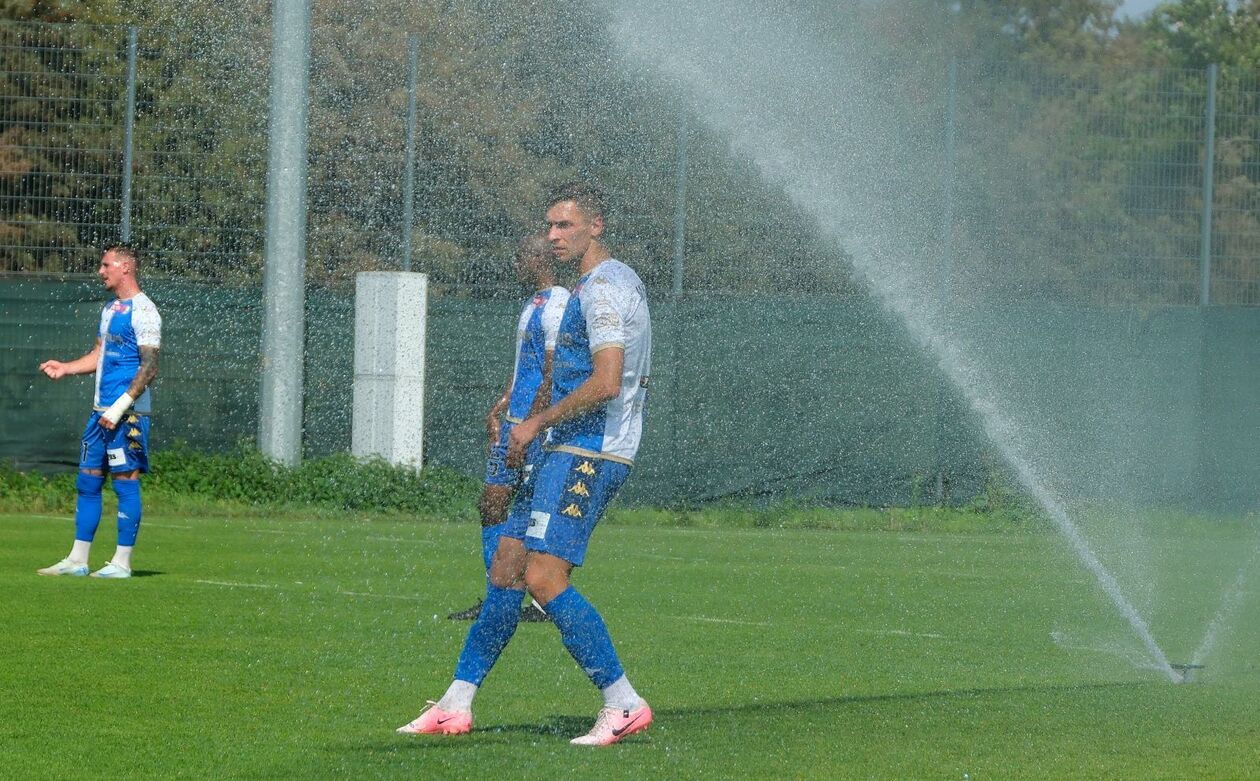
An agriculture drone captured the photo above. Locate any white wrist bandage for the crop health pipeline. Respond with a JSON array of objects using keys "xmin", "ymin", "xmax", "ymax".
[{"xmin": 102, "ymin": 392, "xmax": 135, "ymax": 425}]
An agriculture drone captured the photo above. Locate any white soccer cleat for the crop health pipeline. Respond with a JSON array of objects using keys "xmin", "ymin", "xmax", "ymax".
[
  {"xmin": 37, "ymin": 558, "xmax": 88, "ymax": 577},
  {"xmin": 570, "ymin": 701, "xmax": 653, "ymax": 746},
  {"xmin": 90, "ymin": 561, "xmax": 132, "ymax": 579}
]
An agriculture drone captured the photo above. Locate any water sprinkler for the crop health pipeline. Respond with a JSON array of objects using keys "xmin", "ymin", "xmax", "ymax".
[{"xmin": 1170, "ymin": 663, "xmax": 1204, "ymax": 683}]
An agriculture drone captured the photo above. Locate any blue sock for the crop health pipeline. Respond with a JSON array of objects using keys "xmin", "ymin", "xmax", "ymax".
[
  {"xmin": 481, "ymin": 522, "xmax": 505, "ymax": 571},
  {"xmin": 453, "ymin": 584, "xmax": 525, "ymax": 685},
  {"xmin": 545, "ymin": 586, "xmax": 625, "ymax": 689},
  {"xmin": 73, "ymin": 472, "xmax": 105, "ymax": 542},
  {"xmin": 112, "ymin": 478, "xmax": 142, "ymax": 546}
]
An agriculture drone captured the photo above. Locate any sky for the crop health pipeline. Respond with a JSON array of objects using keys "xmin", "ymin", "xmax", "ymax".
[{"xmin": 1118, "ymin": 0, "xmax": 1165, "ymax": 17}]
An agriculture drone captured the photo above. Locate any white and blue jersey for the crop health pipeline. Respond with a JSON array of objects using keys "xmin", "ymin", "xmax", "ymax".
[
  {"xmin": 94, "ymin": 293, "xmax": 161, "ymax": 415},
  {"xmin": 506, "ymin": 285, "xmax": 570, "ymax": 423},
  {"xmin": 548, "ymin": 259, "xmax": 651, "ymax": 465},
  {"xmin": 485, "ymin": 286, "xmax": 569, "ymax": 488}
]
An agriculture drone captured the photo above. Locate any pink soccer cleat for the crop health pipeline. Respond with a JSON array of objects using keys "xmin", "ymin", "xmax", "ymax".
[
  {"xmin": 570, "ymin": 701, "xmax": 653, "ymax": 746},
  {"xmin": 396, "ymin": 701, "xmax": 472, "ymax": 735}
]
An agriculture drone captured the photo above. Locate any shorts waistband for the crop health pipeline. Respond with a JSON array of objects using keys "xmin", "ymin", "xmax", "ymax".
[{"xmin": 545, "ymin": 444, "xmax": 634, "ymax": 466}]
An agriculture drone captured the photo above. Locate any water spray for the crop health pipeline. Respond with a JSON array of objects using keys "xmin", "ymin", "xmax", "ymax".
[{"xmin": 1170, "ymin": 663, "xmax": 1204, "ymax": 684}]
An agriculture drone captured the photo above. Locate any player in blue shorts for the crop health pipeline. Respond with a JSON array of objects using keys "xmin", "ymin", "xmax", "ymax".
[
  {"xmin": 399, "ymin": 181, "xmax": 653, "ymax": 746},
  {"xmin": 36, "ymin": 244, "xmax": 162, "ymax": 580},
  {"xmin": 447, "ymin": 233, "xmax": 569, "ymax": 622}
]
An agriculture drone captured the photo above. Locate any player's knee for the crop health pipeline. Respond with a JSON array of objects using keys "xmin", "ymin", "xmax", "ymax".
[
  {"xmin": 523, "ymin": 564, "xmax": 568, "ymax": 604},
  {"xmin": 76, "ymin": 470, "xmax": 105, "ymax": 496},
  {"xmin": 488, "ymin": 541, "xmax": 527, "ymax": 588}
]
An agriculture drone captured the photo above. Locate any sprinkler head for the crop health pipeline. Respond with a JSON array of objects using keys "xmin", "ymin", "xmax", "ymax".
[{"xmin": 1170, "ymin": 663, "xmax": 1204, "ymax": 683}]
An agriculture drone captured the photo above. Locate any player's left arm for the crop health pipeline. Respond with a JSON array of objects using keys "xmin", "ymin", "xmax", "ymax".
[
  {"xmin": 125, "ymin": 345, "xmax": 160, "ymax": 400},
  {"xmin": 507, "ymin": 346, "xmax": 621, "ymax": 465}
]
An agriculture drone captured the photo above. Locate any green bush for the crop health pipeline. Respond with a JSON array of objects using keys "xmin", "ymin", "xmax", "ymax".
[{"xmin": 0, "ymin": 442, "xmax": 481, "ymax": 518}]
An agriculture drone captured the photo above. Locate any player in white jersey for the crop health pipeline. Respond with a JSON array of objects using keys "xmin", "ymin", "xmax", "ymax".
[
  {"xmin": 448, "ymin": 233, "xmax": 569, "ymax": 622},
  {"xmin": 399, "ymin": 181, "xmax": 653, "ymax": 746},
  {"xmin": 36, "ymin": 244, "xmax": 162, "ymax": 579}
]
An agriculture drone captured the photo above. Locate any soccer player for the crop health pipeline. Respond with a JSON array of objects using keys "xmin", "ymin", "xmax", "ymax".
[
  {"xmin": 448, "ymin": 233, "xmax": 569, "ymax": 623},
  {"xmin": 398, "ymin": 181, "xmax": 653, "ymax": 746},
  {"xmin": 36, "ymin": 244, "xmax": 161, "ymax": 579}
]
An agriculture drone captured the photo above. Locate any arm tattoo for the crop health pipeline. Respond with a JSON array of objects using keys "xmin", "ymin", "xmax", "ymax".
[{"xmin": 126, "ymin": 346, "xmax": 160, "ymax": 399}]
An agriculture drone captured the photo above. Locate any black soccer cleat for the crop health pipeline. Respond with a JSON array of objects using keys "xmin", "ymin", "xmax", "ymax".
[
  {"xmin": 447, "ymin": 599, "xmax": 483, "ymax": 621},
  {"xmin": 519, "ymin": 600, "xmax": 551, "ymax": 623}
]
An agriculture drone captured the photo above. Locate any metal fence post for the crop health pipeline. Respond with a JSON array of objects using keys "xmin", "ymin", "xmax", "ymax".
[
  {"xmin": 1199, "ymin": 63, "xmax": 1217, "ymax": 307},
  {"xmin": 401, "ymin": 35, "xmax": 419, "ymax": 272},
  {"xmin": 259, "ymin": 0, "xmax": 312, "ymax": 467},
  {"xmin": 119, "ymin": 25, "xmax": 138, "ymax": 242},
  {"xmin": 672, "ymin": 109, "xmax": 687, "ymax": 297},
  {"xmin": 669, "ymin": 106, "xmax": 689, "ymax": 463},
  {"xmin": 935, "ymin": 58, "xmax": 959, "ymax": 506}
]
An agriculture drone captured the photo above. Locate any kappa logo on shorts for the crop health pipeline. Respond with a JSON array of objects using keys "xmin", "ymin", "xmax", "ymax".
[
  {"xmin": 561, "ymin": 503, "xmax": 584, "ymax": 518},
  {"xmin": 575, "ymin": 460, "xmax": 597, "ymax": 476},
  {"xmin": 127, "ymin": 427, "xmax": 142, "ymax": 439},
  {"xmin": 128, "ymin": 441, "xmax": 142, "ymax": 451},
  {"xmin": 568, "ymin": 481, "xmax": 590, "ymax": 498},
  {"xmin": 126, "ymin": 414, "xmax": 139, "ymax": 424}
]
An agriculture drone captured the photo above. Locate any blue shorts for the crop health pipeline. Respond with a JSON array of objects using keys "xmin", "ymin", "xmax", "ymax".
[
  {"xmin": 484, "ymin": 420, "xmax": 543, "ymax": 487},
  {"xmin": 515, "ymin": 450, "xmax": 630, "ymax": 567},
  {"xmin": 80, "ymin": 410, "xmax": 150, "ymax": 474}
]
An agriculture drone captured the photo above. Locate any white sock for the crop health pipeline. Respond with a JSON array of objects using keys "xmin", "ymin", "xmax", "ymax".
[
  {"xmin": 601, "ymin": 675, "xmax": 642, "ymax": 711},
  {"xmin": 437, "ymin": 679, "xmax": 478, "ymax": 713},
  {"xmin": 68, "ymin": 539, "xmax": 91, "ymax": 564},
  {"xmin": 111, "ymin": 546, "xmax": 133, "ymax": 571}
]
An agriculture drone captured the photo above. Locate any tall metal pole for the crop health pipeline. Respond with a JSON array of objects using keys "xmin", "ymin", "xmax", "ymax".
[
  {"xmin": 401, "ymin": 35, "xmax": 419, "ymax": 272},
  {"xmin": 259, "ymin": 0, "xmax": 312, "ymax": 466},
  {"xmin": 669, "ymin": 106, "xmax": 689, "ymax": 460},
  {"xmin": 935, "ymin": 58, "xmax": 958, "ymax": 506},
  {"xmin": 119, "ymin": 26, "xmax": 138, "ymax": 242},
  {"xmin": 941, "ymin": 58, "xmax": 957, "ymax": 302},
  {"xmin": 672, "ymin": 109, "xmax": 688, "ymax": 297},
  {"xmin": 1199, "ymin": 63, "xmax": 1217, "ymax": 307}
]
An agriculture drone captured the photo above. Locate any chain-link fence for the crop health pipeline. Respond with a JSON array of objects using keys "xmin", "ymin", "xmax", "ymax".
[{"xmin": 2, "ymin": 18, "xmax": 1258, "ymax": 510}]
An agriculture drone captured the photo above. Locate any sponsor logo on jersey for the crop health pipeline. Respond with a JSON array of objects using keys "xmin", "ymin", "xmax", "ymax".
[
  {"xmin": 526, "ymin": 511, "xmax": 550, "ymax": 538},
  {"xmin": 533, "ymin": 294, "xmax": 546, "ymax": 307}
]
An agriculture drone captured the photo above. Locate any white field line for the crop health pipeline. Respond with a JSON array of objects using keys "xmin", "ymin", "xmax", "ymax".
[
  {"xmin": 246, "ymin": 528, "xmax": 302, "ymax": 536},
  {"xmin": 193, "ymin": 579, "xmax": 278, "ymax": 589},
  {"xmin": 1049, "ymin": 630, "xmax": 1164, "ymax": 673},
  {"xmin": 665, "ymin": 614, "xmax": 770, "ymax": 627},
  {"xmin": 855, "ymin": 628, "xmax": 948, "ymax": 640},
  {"xmin": 362, "ymin": 535, "xmax": 434, "ymax": 544},
  {"xmin": 191, "ymin": 578, "xmax": 423, "ymax": 602},
  {"xmin": 336, "ymin": 589, "xmax": 425, "ymax": 601},
  {"xmin": 24, "ymin": 515, "xmax": 190, "ymax": 529}
]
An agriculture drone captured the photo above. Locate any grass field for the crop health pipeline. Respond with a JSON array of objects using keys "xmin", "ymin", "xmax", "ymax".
[{"xmin": 3, "ymin": 508, "xmax": 1258, "ymax": 780}]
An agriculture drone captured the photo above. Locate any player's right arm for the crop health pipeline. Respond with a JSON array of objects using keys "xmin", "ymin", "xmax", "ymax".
[
  {"xmin": 39, "ymin": 339, "xmax": 102, "ymax": 380},
  {"xmin": 486, "ymin": 372, "xmax": 514, "ymax": 447}
]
